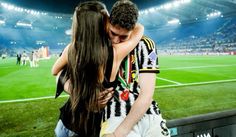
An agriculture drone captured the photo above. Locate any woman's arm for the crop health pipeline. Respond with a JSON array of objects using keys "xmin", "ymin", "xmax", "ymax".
[
  {"xmin": 51, "ymin": 44, "xmax": 70, "ymax": 76},
  {"xmin": 113, "ymin": 23, "xmax": 144, "ymax": 62}
]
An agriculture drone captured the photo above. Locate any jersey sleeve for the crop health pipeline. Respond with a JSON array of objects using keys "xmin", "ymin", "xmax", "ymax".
[{"xmin": 136, "ymin": 36, "xmax": 160, "ymax": 73}]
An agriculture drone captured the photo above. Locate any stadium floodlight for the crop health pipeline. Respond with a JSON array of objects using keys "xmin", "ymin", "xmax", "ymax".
[
  {"xmin": 1, "ymin": 3, "xmax": 16, "ymax": 11},
  {"xmin": 173, "ymin": 1, "xmax": 181, "ymax": 7},
  {"xmin": 10, "ymin": 41, "xmax": 16, "ymax": 45},
  {"xmin": 207, "ymin": 11, "xmax": 221, "ymax": 18},
  {"xmin": 16, "ymin": 21, "xmax": 32, "ymax": 29},
  {"xmin": 140, "ymin": 0, "xmax": 191, "ymax": 17},
  {"xmin": 168, "ymin": 19, "xmax": 180, "ymax": 25},
  {"xmin": 144, "ymin": 10, "xmax": 149, "ymax": 14},
  {"xmin": 148, "ymin": 8, "xmax": 156, "ymax": 13},
  {"xmin": 30, "ymin": 10, "xmax": 40, "ymax": 15},
  {"xmin": 163, "ymin": 3, "xmax": 172, "ymax": 10},
  {"xmin": 65, "ymin": 29, "xmax": 71, "ymax": 35},
  {"xmin": 159, "ymin": 5, "xmax": 164, "ymax": 10},
  {"xmin": 0, "ymin": 20, "xmax": 6, "ymax": 25},
  {"xmin": 36, "ymin": 41, "xmax": 46, "ymax": 45},
  {"xmin": 57, "ymin": 42, "xmax": 66, "ymax": 46},
  {"xmin": 139, "ymin": 11, "xmax": 143, "ymax": 15},
  {"xmin": 41, "ymin": 12, "xmax": 48, "ymax": 15},
  {"xmin": 14, "ymin": 7, "xmax": 23, "ymax": 12},
  {"xmin": 55, "ymin": 16, "xmax": 63, "ymax": 19},
  {"xmin": 1, "ymin": 2, "xmax": 48, "ymax": 16},
  {"xmin": 182, "ymin": 0, "xmax": 191, "ymax": 3}
]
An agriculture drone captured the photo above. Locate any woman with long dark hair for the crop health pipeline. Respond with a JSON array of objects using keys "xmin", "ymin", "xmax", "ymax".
[{"xmin": 52, "ymin": 1, "xmax": 143, "ymax": 137}]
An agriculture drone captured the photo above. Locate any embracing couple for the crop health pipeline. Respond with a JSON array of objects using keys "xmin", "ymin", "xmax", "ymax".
[{"xmin": 52, "ymin": 0, "xmax": 170, "ymax": 137}]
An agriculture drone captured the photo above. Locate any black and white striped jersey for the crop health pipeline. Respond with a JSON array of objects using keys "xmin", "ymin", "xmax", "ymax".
[{"xmin": 104, "ymin": 36, "xmax": 161, "ymax": 120}]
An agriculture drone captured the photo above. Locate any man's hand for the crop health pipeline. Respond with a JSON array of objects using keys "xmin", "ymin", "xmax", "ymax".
[{"xmin": 98, "ymin": 87, "xmax": 114, "ymax": 108}]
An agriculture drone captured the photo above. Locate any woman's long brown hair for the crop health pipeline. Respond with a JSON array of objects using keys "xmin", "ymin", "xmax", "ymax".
[{"xmin": 67, "ymin": 1, "xmax": 110, "ymax": 135}]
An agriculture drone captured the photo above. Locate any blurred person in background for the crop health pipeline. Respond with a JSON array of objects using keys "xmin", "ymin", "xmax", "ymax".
[
  {"xmin": 21, "ymin": 51, "xmax": 27, "ymax": 65},
  {"xmin": 16, "ymin": 52, "xmax": 21, "ymax": 65}
]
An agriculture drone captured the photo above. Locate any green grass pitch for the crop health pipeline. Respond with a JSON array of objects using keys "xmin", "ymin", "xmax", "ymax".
[{"xmin": 0, "ymin": 55, "xmax": 236, "ymax": 136}]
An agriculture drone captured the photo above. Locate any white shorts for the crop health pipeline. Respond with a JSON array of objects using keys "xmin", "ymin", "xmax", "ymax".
[{"xmin": 100, "ymin": 114, "xmax": 170, "ymax": 137}]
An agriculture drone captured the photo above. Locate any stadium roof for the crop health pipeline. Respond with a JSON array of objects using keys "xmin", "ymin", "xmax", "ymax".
[
  {"xmin": 1, "ymin": 0, "xmax": 169, "ymax": 14},
  {"xmin": 1, "ymin": 0, "xmax": 236, "ymax": 29},
  {"xmin": 138, "ymin": 0, "xmax": 236, "ymax": 29}
]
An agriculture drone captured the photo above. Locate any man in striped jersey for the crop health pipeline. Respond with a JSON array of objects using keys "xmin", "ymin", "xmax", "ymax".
[{"xmin": 101, "ymin": 1, "xmax": 170, "ymax": 137}]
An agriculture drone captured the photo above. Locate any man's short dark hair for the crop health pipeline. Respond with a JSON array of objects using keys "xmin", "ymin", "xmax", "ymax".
[{"xmin": 110, "ymin": 0, "xmax": 138, "ymax": 31}]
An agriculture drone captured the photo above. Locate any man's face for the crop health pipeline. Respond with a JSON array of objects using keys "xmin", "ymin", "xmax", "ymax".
[{"xmin": 108, "ymin": 23, "xmax": 132, "ymax": 44}]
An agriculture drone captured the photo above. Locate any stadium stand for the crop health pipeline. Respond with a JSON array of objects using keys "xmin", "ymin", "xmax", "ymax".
[
  {"xmin": 0, "ymin": 6, "xmax": 71, "ymax": 56},
  {"xmin": 145, "ymin": 17, "xmax": 236, "ymax": 55}
]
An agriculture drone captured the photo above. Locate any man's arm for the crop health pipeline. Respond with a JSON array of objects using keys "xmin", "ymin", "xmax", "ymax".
[{"xmin": 113, "ymin": 73, "xmax": 156, "ymax": 137}]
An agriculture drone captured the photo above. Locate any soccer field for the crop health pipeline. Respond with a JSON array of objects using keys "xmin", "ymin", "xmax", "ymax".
[
  {"xmin": 0, "ymin": 55, "xmax": 236, "ymax": 136},
  {"xmin": 155, "ymin": 55, "xmax": 236, "ymax": 119}
]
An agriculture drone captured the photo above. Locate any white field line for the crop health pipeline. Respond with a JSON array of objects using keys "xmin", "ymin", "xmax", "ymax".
[
  {"xmin": 1, "ymin": 64, "xmax": 235, "ymax": 69},
  {"xmin": 156, "ymin": 78, "xmax": 236, "ymax": 89},
  {"xmin": 1, "ymin": 78, "xmax": 235, "ymax": 103},
  {"xmin": 0, "ymin": 66, "xmax": 16, "ymax": 68},
  {"xmin": 1, "ymin": 79, "xmax": 236, "ymax": 103},
  {"xmin": 165, "ymin": 100, "xmax": 236, "ymax": 113},
  {"xmin": 161, "ymin": 64, "xmax": 236, "ymax": 70},
  {"xmin": 0, "ymin": 94, "xmax": 69, "ymax": 104},
  {"xmin": 157, "ymin": 77, "xmax": 182, "ymax": 85}
]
